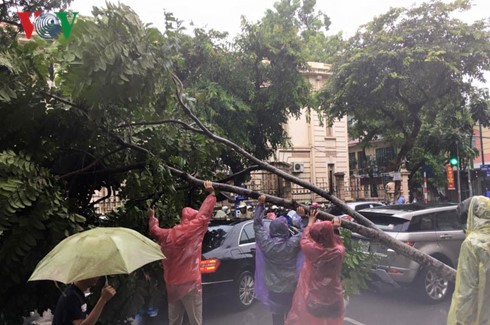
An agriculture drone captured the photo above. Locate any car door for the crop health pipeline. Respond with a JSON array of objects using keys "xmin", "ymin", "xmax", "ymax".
[
  {"xmin": 405, "ymin": 213, "xmax": 439, "ymax": 253},
  {"xmin": 435, "ymin": 209, "xmax": 466, "ymax": 265},
  {"xmin": 236, "ymin": 222, "xmax": 256, "ymax": 266}
]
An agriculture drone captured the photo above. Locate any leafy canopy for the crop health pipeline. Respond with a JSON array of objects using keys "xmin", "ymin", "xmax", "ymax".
[{"xmin": 321, "ymin": 0, "xmax": 490, "ymax": 176}]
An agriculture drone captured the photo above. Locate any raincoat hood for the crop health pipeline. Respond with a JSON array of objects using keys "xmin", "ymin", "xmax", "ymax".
[
  {"xmin": 181, "ymin": 207, "xmax": 199, "ymax": 223},
  {"xmin": 310, "ymin": 221, "xmax": 335, "ymax": 248},
  {"xmin": 270, "ymin": 216, "xmax": 290, "ymax": 239},
  {"xmin": 466, "ymin": 196, "xmax": 490, "ymax": 233}
]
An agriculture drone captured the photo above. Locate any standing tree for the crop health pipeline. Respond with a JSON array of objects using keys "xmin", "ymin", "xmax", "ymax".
[{"xmin": 320, "ymin": 0, "xmax": 490, "ymax": 180}]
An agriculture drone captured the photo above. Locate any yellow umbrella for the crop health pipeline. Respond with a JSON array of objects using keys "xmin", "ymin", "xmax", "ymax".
[{"xmin": 28, "ymin": 227, "xmax": 165, "ymax": 284}]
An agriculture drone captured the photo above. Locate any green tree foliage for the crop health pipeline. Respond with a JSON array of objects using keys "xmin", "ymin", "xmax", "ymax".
[
  {"xmin": 321, "ymin": 0, "xmax": 490, "ymax": 178},
  {"xmin": 0, "ymin": 151, "xmax": 85, "ymax": 324},
  {"xmin": 340, "ymin": 229, "xmax": 377, "ymax": 299}
]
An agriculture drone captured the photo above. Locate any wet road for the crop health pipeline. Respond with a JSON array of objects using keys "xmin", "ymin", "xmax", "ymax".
[{"xmin": 144, "ymin": 285, "xmax": 450, "ymax": 325}]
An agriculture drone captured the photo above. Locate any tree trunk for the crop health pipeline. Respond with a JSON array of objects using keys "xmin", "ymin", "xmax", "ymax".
[{"xmin": 172, "ymin": 170, "xmax": 456, "ymax": 283}]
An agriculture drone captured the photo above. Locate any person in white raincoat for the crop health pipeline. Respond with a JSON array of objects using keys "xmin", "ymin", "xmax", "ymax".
[{"xmin": 447, "ymin": 195, "xmax": 490, "ymax": 325}]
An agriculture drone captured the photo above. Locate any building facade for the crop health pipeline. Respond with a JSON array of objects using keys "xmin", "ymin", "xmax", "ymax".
[{"xmin": 248, "ymin": 62, "xmax": 351, "ymax": 203}]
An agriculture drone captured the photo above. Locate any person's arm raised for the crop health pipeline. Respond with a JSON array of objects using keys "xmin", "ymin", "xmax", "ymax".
[
  {"xmin": 75, "ymin": 285, "xmax": 116, "ymax": 325},
  {"xmin": 196, "ymin": 180, "xmax": 217, "ymax": 223},
  {"xmin": 147, "ymin": 207, "xmax": 169, "ymax": 243}
]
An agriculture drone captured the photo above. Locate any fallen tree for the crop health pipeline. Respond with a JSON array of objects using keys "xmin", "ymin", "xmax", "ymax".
[
  {"xmin": 47, "ymin": 76, "xmax": 458, "ymax": 284},
  {"xmin": 160, "ymin": 73, "xmax": 458, "ymax": 283}
]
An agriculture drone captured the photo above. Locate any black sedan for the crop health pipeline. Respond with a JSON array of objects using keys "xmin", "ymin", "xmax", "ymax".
[
  {"xmin": 200, "ymin": 219, "xmax": 258, "ymax": 310},
  {"xmin": 200, "ymin": 218, "xmax": 299, "ymax": 310}
]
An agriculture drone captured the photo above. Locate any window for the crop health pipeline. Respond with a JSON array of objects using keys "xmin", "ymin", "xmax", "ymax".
[
  {"xmin": 436, "ymin": 211, "xmax": 463, "ymax": 231},
  {"xmin": 239, "ymin": 223, "xmax": 255, "ymax": 245},
  {"xmin": 357, "ymin": 151, "xmax": 367, "ymax": 169},
  {"xmin": 349, "ymin": 152, "xmax": 357, "ymax": 170},
  {"xmin": 361, "ymin": 212, "xmax": 410, "ymax": 232},
  {"xmin": 375, "ymin": 147, "xmax": 395, "ymax": 167},
  {"xmin": 355, "ymin": 203, "xmax": 382, "ymax": 210},
  {"xmin": 202, "ymin": 225, "xmax": 232, "ymax": 253},
  {"xmin": 409, "ymin": 214, "xmax": 435, "ymax": 232},
  {"xmin": 326, "ymin": 127, "xmax": 333, "ymax": 137}
]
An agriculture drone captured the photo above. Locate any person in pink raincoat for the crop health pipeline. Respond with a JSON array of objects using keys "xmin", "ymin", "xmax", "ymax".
[
  {"xmin": 147, "ymin": 180, "xmax": 216, "ymax": 325},
  {"xmin": 286, "ymin": 210, "xmax": 344, "ymax": 325}
]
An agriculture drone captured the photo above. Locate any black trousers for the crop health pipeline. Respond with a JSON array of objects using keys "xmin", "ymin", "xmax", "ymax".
[{"xmin": 269, "ymin": 291, "xmax": 294, "ymax": 325}]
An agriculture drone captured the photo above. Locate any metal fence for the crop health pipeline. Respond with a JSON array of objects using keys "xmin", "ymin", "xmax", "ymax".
[{"xmin": 248, "ymin": 171, "xmax": 388, "ymax": 203}]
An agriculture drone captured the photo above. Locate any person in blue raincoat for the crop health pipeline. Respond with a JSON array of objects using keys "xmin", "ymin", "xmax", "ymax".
[
  {"xmin": 447, "ymin": 195, "xmax": 490, "ymax": 325},
  {"xmin": 253, "ymin": 195, "xmax": 302, "ymax": 325}
]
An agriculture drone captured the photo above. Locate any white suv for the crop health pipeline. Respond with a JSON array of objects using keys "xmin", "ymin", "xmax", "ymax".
[{"xmin": 354, "ymin": 203, "xmax": 465, "ymax": 303}]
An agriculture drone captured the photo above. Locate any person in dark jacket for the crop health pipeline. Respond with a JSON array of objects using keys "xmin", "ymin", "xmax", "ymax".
[
  {"xmin": 253, "ymin": 195, "xmax": 302, "ymax": 325},
  {"xmin": 52, "ymin": 276, "xmax": 116, "ymax": 325}
]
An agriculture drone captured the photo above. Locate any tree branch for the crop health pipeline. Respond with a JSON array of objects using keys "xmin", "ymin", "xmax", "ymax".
[
  {"xmin": 88, "ymin": 186, "xmax": 112, "ymax": 208},
  {"xmin": 217, "ymin": 165, "xmax": 263, "ymax": 183},
  {"xmin": 59, "ymin": 147, "xmax": 126, "ymax": 179},
  {"xmin": 42, "ymin": 92, "xmax": 89, "ymax": 115},
  {"xmin": 78, "ymin": 162, "xmax": 146, "ymax": 175},
  {"xmin": 115, "ymin": 119, "xmax": 204, "ymax": 134}
]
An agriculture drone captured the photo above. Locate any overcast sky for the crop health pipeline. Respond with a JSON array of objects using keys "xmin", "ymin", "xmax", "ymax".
[{"xmin": 69, "ymin": 0, "xmax": 490, "ymax": 37}]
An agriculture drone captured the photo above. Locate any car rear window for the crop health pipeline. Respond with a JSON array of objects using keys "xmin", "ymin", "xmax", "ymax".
[
  {"xmin": 361, "ymin": 212, "xmax": 410, "ymax": 232},
  {"xmin": 202, "ymin": 225, "xmax": 233, "ymax": 253},
  {"xmin": 328, "ymin": 203, "xmax": 382, "ymax": 216}
]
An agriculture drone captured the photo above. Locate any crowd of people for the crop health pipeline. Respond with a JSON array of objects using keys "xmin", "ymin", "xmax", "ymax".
[
  {"xmin": 147, "ymin": 182, "xmax": 345, "ymax": 325},
  {"xmin": 50, "ymin": 180, "xmax": 490, "ymax": 325}
]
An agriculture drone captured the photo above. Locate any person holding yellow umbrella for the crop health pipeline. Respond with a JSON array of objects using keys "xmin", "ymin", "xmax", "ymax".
[
  {"xmin": 28, "ymin": 227, "xmax": 166, "ymax": 324},
  {"xmin": 52, "ymin": 276, "xmax": 116, "ymax": 325}
]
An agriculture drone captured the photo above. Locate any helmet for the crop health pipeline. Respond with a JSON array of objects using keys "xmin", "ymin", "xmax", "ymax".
[
  {"xmin": 247, "ymin": 205, "xmax": 253, "ymax": 210},
  {"xmin": 271, "ymin": 205, "xmax": 278, "ymax": 210},
  {"xmin": 238, "ymin": 202, "xmax": 247, "ymax": 209},
  {"xmin": 221, "ymin": 206, "xmax": 229, "ymax": 212}
]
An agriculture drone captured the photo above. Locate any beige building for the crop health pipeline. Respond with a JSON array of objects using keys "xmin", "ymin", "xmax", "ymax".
[
  {"xmin": 348, "ymin": 138, "xmax": 397, "ymax": 202},
  {"xmin": 248, "ymin": 62, "xmax": 350, "ymax": 203}
]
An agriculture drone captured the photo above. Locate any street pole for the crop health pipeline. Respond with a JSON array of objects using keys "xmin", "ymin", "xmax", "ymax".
[
  {"xmin": 456, "ymin": 139, "xmax": 462, "ymax": 203},
  {"xmin": 480, "ymin": 122, "xmax": 485, "ymax": 166}
]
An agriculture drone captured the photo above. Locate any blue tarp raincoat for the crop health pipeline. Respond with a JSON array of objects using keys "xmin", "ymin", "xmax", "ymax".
[{"xmin": 253, "ymin": 203, "xmax": 302, "ymax": 313}]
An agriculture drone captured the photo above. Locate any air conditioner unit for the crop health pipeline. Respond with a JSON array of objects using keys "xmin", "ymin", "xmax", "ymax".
[{"xmin": 292, "ymin": 162, "xmax": 304, "ymax": 173}]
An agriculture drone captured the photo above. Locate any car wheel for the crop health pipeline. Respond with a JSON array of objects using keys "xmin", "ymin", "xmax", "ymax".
[
  {"xmin": 416, "ymin": 258, "xmax": 453, "ymax": 303},
  {"xmin": 233, "ymin": 270, "xmax": 255, "ymax": 310}
]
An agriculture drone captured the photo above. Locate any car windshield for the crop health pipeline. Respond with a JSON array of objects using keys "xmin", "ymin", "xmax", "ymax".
[
  {"xmin": 361, "ymin": 212, "xmax": 410, "ymax": 232},
  {"xmin": 202, "ymin": 225, "xmax": 233, "ymax": 253}
]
